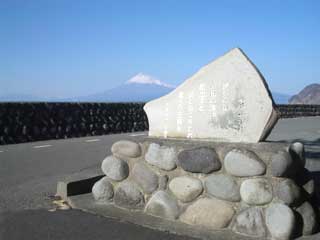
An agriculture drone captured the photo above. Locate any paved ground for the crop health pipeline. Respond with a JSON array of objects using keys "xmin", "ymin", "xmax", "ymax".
[
  {"xmin": 267, "ymin": 117, "xmax": 320, "ymax": 172},
  {"xmin": 1, "ymin": 209, "xmax": 197, "ymax": 240},
  {"xmin": 0, "ymin": 132, "xmax": 147, "ymax": 212},
  {"xmin": 0, "ymin": 117, "xmax": 319, "ymax": 240}
]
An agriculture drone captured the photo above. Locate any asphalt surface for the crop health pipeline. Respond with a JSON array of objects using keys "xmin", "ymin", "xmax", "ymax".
[
  {"xmin": 1, "ymin": 209, "xmax": 196, "ymax": 240},
  {"xmin": 0, "ymin": 117, "xmax": 320, "ymax": 240},
  {"xmin": 267, "ymin": 116, "xmax": 320, "ymax": 172},
  {"xmin": 0, "ymin": 132, "xmax": 147, "ymax": 212}
]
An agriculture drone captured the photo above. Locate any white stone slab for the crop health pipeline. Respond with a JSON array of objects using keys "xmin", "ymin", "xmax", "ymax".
[{"xmin": 144, "ymin": 48, "xmax": 278, "ymax": 143}]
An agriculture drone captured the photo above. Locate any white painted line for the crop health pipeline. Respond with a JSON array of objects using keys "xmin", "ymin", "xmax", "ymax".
[
  {"xmin": 0, "ymin": 150, "xmax": 4, "ymax": 153},
  {"xmin": 130, "ymin": 133, "xmax": 146, "ymax": 137},
  {"xmin": 33, "ymin": 144, "xmax": 52, "ymax": 149},
  {"xmin": 85, "ymin": 139, "xmax": 101, "ymax": 143}
]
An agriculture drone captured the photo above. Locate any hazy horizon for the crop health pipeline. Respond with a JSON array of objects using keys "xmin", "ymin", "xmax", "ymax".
[{"xmin": 0, "ymin": 71, "xmax": 292, "ymax": 104}]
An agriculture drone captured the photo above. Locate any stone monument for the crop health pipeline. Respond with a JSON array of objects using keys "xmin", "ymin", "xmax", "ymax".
[
  {"xmin": 62, "ymin": 48, "xmax": 319, "ymax": 240},
  {"xmin": 144, "ymin": 48, "xmax": 279, "ymax": 142}
]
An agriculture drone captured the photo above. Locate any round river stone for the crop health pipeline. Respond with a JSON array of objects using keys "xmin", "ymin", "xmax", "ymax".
[
  {"xmin": 265, "ymin": 203, "xmax": 295, "ymax": 240},
  {"xmin": 271, "ymin": 151, "xmax": 294, "ymax": 177},
  {"xmin": 101, "ymin": 155, "xmax": 129, "ymax": 181},
  {"xmin": 224, "ymin": 148, "xmax": 266, "ymax": 177},
  {"xmin": 132, "ymin": 162, "xmax": 158, "ymax": 194},
  {"xmin": 177, "ymin": 147, "xmax": 221, "ymax": 173},
  {"xmin": 232, "ymin": 207, "xmax": 267, "ymax": 238},
  {"xmin": 145, "ymin": 190, "xmax": 179, "ymax": 220},
  {"xmin": 145, "ymin": 143, "xmax": 177, "ymax": 171},
  {"xmin": 289, "ymin": 142, "xmax": 306, "ymax": 168},
  {"xmin": 180, "ymin": 197, "xmax": 235, "ymax": 229},
  {"xmin": 240, "ymin": 178, "xmax": 273, "ymax": 205},
  {"xmin": 92, "ymin": 177, "xmax": 114, "ymax": 202},
  {"xmin": 204, "ymin": 174, "xmax": 240, "ymax": 202},
  {"xmin": 114, "ymin": 181, "xmax": 144, "ymax": 209},
  {"xmin": 296, "ymin": 201, "xmax": 317, "ymax": 236},
  {"xmin": 275, "ymin": 179, "xmax": 301, "ymax": 206},
  {"xmin": 169, "ymin": 176, "xmax": 203, "ymax": 202},
  {"xmin": 111, "ymin": 140, "xmax": 142, "ymax": 158}
]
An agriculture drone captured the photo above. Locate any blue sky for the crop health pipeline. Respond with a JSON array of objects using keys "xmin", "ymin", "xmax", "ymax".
[{"xmin": 1, "ymin": 0, "xmax": 319, "ymax": 98}]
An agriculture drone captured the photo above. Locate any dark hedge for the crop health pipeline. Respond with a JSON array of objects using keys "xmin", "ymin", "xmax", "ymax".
[
  {"xmin": 277, "ymin": 104, "xmax": 320, "ymax": 118},
  {"xmin": 0, "ymin": 102, "xmax": 148, "ymax": 145},
  {"xmin": 0, "ymin": 103, "xmax": 319, "ymax": 145}
]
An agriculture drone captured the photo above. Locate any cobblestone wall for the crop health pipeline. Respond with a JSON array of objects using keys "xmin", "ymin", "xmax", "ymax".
[{"xmin": 91, "ymin": 140, "xmax": 318, "ymax": 239}]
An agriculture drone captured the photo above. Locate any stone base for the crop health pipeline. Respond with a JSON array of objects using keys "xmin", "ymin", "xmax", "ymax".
[
  {"xmin": 60, "ymin": 139, "xmax": 320, "ymax": 240},
  {"xmin": 68, "ymin": 193, "xmax": 259, "ymax": 240}
]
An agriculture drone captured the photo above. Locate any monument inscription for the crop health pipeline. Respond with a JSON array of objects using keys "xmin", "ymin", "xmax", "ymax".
[
  {"xmin": 144, "ymin": 48, "xmax": 278, "ymax": 142},
  {"xmin": 62, "ymin": 47, "xmax": 317, "ymax": 240}
]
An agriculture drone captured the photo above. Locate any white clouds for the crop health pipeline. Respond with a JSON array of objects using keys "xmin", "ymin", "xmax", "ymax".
[{"xmin": 126, "ymin": 73, "xmax": 175, "ymax": 88}]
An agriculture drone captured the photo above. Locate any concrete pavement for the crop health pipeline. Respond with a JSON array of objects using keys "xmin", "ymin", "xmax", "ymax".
[
  {"xmin": 1, "ymin": 209, "xmax": 198, "ymax": 240},
  {"xmin": 0, "ymin": 117, "xmax": 320, "ymax": 239},
  {"xmin": 267, "ymin": 116, "xmax": 320, "ymax": 172},
  {"xmin": 0, "ymin": 132, "xmax": 147, "ymax": 212}
]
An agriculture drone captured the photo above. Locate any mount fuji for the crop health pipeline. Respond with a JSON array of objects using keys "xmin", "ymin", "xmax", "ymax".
[
  {"xmin": 74, "ymin": 73, "xmax": 175, "ymax": 102},
  {"xmin": 0, "ymin": 73, "xmax": 291, "ymax": 103}
]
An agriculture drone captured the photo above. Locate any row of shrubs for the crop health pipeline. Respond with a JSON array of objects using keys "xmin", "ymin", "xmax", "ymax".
[
  {"xmin": 0, "ymin": 102, "xmax": 148, "ymax": 145},
  {"xmin": 278, "ymin": 104, "xmax": 320, "ymax": 118},
  {"xmin": 0, "ymin": 103, "xmax": 319, "ymax": 145}
]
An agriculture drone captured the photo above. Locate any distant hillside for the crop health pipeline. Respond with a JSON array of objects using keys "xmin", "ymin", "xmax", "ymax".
[{"xmin": 289, "ymin": 83, "xmax": 320, "ymax": 104}]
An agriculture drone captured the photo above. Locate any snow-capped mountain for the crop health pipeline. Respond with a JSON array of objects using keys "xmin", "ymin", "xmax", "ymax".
[
  {"xmin": 0, "ymin": 73, "xmax": 291, "ymax": 104},
  {"xmin": 74, "ymin": 73, "xmax": 175, "ymax": 102},
  {"xmin": 126, "ymin": 73, "xmax": 175, "ymax": 88},
  {"xmin": 75, "ymin": 74, "xmax": 291, "ymax": 103}
]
